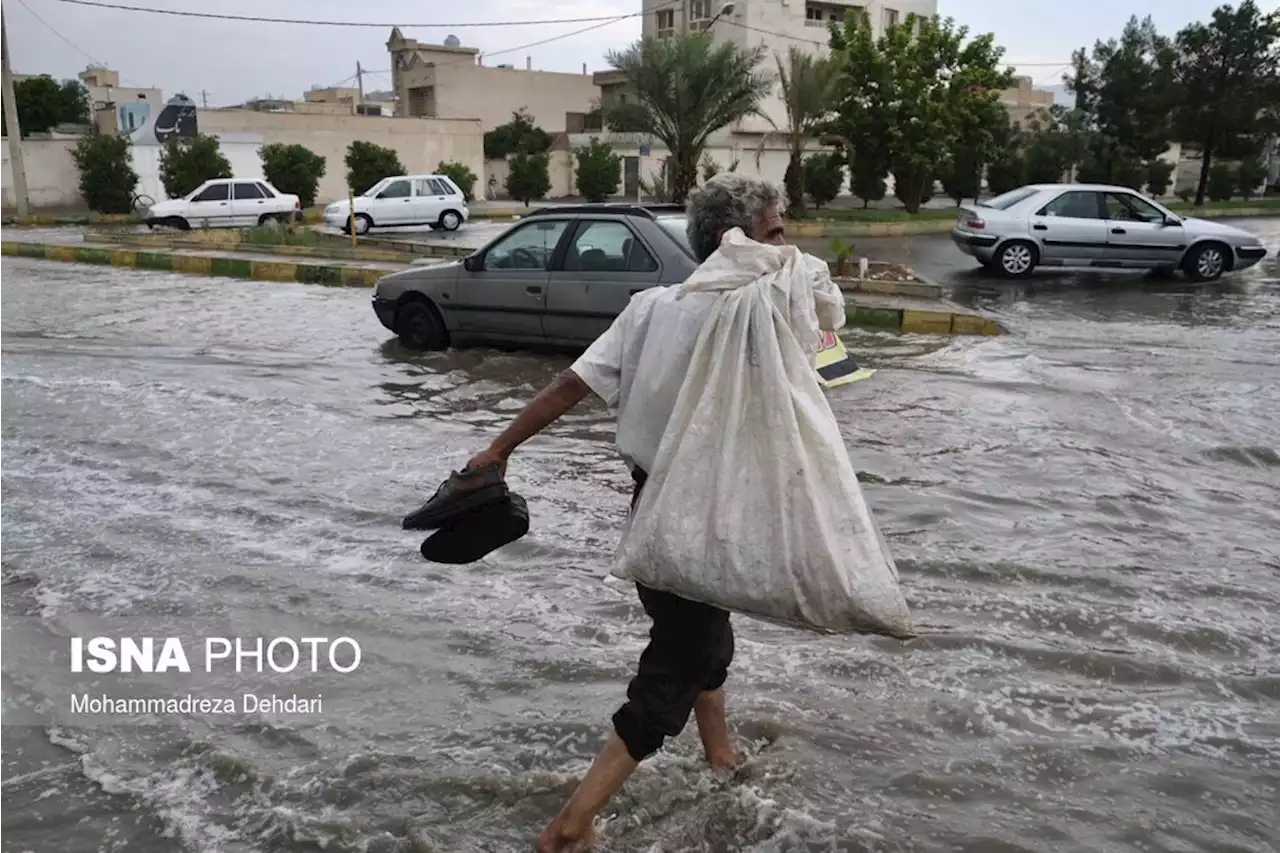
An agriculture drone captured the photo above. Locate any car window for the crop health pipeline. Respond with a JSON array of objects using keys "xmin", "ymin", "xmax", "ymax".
[
  {"xmin": 655, "ymin": 216, "xmax": 695, "ymax": 258},
  {"xmin": 484, "ymin": 220, "xmax": 570, "ymax": 270},
  {"xmin": 428, "ymin": 178, "xmax": 451, "ymax": 196},
  {"xmin": 980, "ymin": 187, "xmax": 1039, "ymax": 210},
  {"xmin": 255, "ymin": 182, "xmax": 276, "ymax": 197},
  {"xmin": 1037, "ymin": 191, "xmax": 1102, "ymax": 219},
  {"xmin": 1104, "ymin": 192, "xmax": 1165, "ymax": 223},
  {"xmin": 233, "ymin": 182, "xmax": 264, "ymax": 200},
  {"xmin": 192, "ymin": 183, "xmax": 229, "ymax": 202},
  {"xmin": 564, "ymin": 221, "xmax": 657, "ymax": 273},
  {"xmin": 377, "ymin": 179, "xmax": 412, "ymax": 199}
]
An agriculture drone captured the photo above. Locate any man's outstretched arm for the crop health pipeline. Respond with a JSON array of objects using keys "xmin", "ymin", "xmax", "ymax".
[{"xmin": 466, "ymin": 369, "xmax": 593, "ymax": 472}]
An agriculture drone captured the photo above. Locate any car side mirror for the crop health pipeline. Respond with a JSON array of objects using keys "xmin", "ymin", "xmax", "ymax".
[
  {"xmin": 462, "ymin": 255, "xmax": 481, "ymax": 272},
  {"xmin": 1164, "ymin": 214, "xmax": 1182, "ymax": 226}
]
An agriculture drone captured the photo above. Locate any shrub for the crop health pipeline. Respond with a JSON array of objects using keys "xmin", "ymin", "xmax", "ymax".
[
  {"xmin": 1237, "ymin": 157, "xmax": 1267, "ymax": 200},
  {"xmin": 1207, "ymin": 162, "xmax": 1236, "ymax": 202},
  {"xmin": 70, "ymin": 134, "xmax": 138, "ymax": 214},
  {"xmin": 1110, "ymin": 158, "xmax": 1145, "ymax": 192},
  {"xmin": 484, "ymin": 109, "xmax": 553, "ymax": 160},
  {"xmin": 575, "ymin": 138, "xmax": 621, "ymax": 202},
  {"xmin": 435, "ymin": 161, "xmax": 478, "ymax": 202},
  {"xmin": 803, "ymin": 152, "xmax": 844, "ymax": 209},
  {"xmin": 507, "ymin": 151, "xmax": 551, "ymax": 205},
  {"xmin": 1176, "ymin": 187, "xmax": 1194, "ymax": 203},
  {"xmin": 1144, "ymin": 159, "xmax": 1175, "ymax": 197},
  {"xmin": 159, "ymin": 134, "xmax": 231, "ymax": 198},
  {"xmin": 259, "ymin": 143, "xmax": 325, "ymax": 208},
  {"xmin": 345, "ymin": 141, "xmax": 405, "ymax": 195},
  {"xmin": 851, "ymin": 156, "xmax": 886, "ymax": 209},
  {"xmin": 984, "ymin": 155, "xmax": 1025, "ymax": 197},
  {"xmin": 701, "ymin": 154, "xmax": 721, "ymax": 182}
]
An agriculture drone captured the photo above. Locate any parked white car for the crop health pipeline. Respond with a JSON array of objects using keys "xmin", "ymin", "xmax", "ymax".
[
  {"xmin": 951, "ymin": 183, "xmax": 1268, "ymax": 281},
  {"xmin": 145, "ymin": 179, "xmax": 302, "ymax": 230},
  {"xmin": 323, "ymin": 174, "xmax": 470, "ymax": 234}
]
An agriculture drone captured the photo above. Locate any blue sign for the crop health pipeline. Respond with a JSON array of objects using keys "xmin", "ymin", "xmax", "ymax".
[{"xmin": 639, "ymin": 141, "xmax": 652, "ymax": 156}]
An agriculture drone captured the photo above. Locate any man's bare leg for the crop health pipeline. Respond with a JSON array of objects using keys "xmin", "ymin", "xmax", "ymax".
[
  {"xmin": 694, "ymin": 689, "xmax": 740, "ymax": 771},
  {"xmin": 536, "ymin": 732, "xmax": 638, "ymax": 853}
]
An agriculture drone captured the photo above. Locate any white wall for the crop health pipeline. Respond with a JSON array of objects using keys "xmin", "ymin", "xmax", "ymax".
[
  {"xmin": 131, "ymin": 135, "xmax": 266, "ymax": 202},
  {"xmin": 1, "ymin": 137, "xmax": 83, "ymax": 210}
]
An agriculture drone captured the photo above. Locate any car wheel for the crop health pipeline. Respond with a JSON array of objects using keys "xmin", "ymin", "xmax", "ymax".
[
  {"xmin": 353, "ymin": 213, "xmax": 373, "ymax": 236},
  {"xmin": 395, "ymin": 300, "xmax": 448, "ymax": 351},
  {"xmin": 1183, "ymin": 242, "xmax": 1228, "ymax": 282},
  {"xmin": 995, "ymin": 240, "xmax": 1037, "ymax": 278},
  {"xmin": 171, "ymin": 217, "xmax": 191, "ymax": 231},
  {"xmin": 438, "ymin": 210, "xmax": 463, "ymax": 232}
]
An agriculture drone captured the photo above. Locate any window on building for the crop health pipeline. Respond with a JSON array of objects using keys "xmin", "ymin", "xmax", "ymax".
[
  {"xmin": 805, "ymin": 5, "xmax": 824, "ymax": 26},
  {"xmin": 884, "ymin": 7, "xmax": 900, "ymax": 29},
  {"xmin": 689, "ymin": 0, "xmax": 713, "ymax": 22},
  {"xmin": 656, "ymin": 8, "xmax": 674, "ymax": 37}
]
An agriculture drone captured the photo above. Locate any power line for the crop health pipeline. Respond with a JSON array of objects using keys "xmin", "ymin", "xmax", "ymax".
[
  {"xmin": 50, "ymin": 0, "xmax": 648, "ymax": 29},
  {"xmin": 15, "ymin": 0, "xmax": 104, "ymax": 67}
]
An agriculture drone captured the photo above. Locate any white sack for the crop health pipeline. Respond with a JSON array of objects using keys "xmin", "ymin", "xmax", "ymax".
[{"xmin": 612, "ymin": 229, "xmax": 914, "ymax": 639}]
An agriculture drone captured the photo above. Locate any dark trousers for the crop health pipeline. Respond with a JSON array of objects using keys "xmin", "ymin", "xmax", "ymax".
[{"xmin": 610, "ymin": 468, "xmax": 735, "ymax": 762}]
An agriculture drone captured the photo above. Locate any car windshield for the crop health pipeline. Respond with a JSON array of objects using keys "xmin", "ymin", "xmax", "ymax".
[
  {"xmin": 980, "ymin": 187, "xmax": 1039, "ymax": 210},
  {"xmin": 656, "ymin": 216, "xmax": 694, "ymax": 257},
  {"xmin": 362, "ymin": 180, "xmax": 388, "ymax": 198}
]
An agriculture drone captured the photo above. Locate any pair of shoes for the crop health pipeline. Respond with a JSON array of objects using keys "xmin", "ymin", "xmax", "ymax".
[
  {"xmin": 402, "ymin": 461, "xmax": 508, "ymax": 531},
  {"xmin": 402, "ymin": 462, "xmax": 530, "ymax": 564},
  {"xmin": 419, "ymin": 493, "xmax": 530, "ymax": 564}
]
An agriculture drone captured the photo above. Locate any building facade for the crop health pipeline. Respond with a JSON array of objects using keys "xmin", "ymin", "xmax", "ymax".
[{"xmin": 387, "ymin": 28, "xmax": 598, "ymax": 133}]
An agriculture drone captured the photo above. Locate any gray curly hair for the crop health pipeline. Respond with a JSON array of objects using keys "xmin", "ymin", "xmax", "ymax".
[{"xmin": 685, "ymin": 172, "xmax": 783, "ymax": 262}]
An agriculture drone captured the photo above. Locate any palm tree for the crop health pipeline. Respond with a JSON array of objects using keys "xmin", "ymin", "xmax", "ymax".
[
  {"xmin": 776, "ymin": 46, "xmax": 843, "ymax": 217},
  {"xmin": 605, "ymin": 33, "xmax": 773, "ymax": 204}
]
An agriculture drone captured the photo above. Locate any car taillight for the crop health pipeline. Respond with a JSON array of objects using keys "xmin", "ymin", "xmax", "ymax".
[{"xmin": 965, "ymin": 217, "xmax": 985, "ymax": 229}]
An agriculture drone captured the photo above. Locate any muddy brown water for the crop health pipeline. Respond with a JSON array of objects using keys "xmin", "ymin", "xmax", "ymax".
[{"xmin": 2, "ymin": 221, "xmax": 1278, "ymax": 853}]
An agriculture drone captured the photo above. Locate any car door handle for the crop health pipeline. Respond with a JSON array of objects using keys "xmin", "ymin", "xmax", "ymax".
[
  {"xmin": 526, "ymin": 285, "xmax": 542, "ymax": 294},
  {"xmin": 1111, "ymin": 228, "xmax": 1126, "ymax": 234},
  {"xmin": 1032, "ymin": 223, "xmax": 1047, "ymax": 231}
]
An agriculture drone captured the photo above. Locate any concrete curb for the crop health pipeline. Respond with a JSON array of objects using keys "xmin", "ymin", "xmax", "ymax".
[
  {"xmin": 2, "ymin": 241, "xmax": 384, "ymax": 287},
  {"xmin": 87, "ymin": 229, "xmax": 421, "ymax": 264},
  {"xmin": 845, "ymin": 302, "xmax": 1003, "ymax": 336}
]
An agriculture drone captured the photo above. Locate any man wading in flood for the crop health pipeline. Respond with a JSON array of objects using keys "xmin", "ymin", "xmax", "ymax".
[{"xmin": 465, "ymin": 174, "xmax": 790, "ymax": 852}]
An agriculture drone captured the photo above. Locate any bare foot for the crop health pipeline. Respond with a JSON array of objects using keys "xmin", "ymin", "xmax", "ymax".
[{"xmin": 535, "ymin": 807, "xmax": 599, "ymax": 853}]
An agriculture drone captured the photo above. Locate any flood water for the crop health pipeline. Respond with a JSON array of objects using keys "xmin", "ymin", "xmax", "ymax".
[{"xmin": 2, "ymin": 220, "xmax": 1279, "ymax": 853}]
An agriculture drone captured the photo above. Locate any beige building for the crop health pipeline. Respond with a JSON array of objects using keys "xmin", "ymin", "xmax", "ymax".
[
  {"xmin": 1000, "ymin": 76, "xmax": 1056, "ymax": 130},
  {"xmin": 387, "ymin": 28, "xmax": 598, "ymax": 132},
  {"xmin": 77, "ymin": 67, "xmax": 163, "ymax": 136}
]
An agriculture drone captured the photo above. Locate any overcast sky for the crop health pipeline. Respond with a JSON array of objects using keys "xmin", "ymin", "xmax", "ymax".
[{"xmin": 7, "ymin": 0, "xmax": 1275, "ymax": 107}]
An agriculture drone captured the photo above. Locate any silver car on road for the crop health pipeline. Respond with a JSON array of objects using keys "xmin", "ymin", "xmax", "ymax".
[{"xmin": 951, "ymin": 183, "xmax": 1268, "ymax": 281}]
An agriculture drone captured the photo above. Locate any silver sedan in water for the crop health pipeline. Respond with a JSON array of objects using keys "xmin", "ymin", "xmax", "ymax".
[{"xmin": 950, "ymin": 183, "xmax": 1268, "ymax": 281}]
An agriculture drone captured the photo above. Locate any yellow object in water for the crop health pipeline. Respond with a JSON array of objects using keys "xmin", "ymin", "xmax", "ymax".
[{"xmin": 815, "ymin": 331, "xmax": 875, "ymax": 389}]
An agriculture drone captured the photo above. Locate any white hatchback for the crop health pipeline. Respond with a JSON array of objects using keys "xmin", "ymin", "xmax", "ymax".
[{"xmin": 324, "ymin": 174, "xmax": 470, "ymax": 234}]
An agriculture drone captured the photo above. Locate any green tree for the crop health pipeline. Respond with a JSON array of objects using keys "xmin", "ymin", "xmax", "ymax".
[
  {"xmin": 850, "ymin": 152, "xmax": 887, "ymax": 208},
  {"xmin": 1207, "ymin": 161, "xmax": 1237, "ymax": 201},
  {"xmin": 70, "ymin": 135, "xmax": 138, "ymax": 213},
  {"xmin": 1145, "ymin": 159, "xmax": 1176, "ymax": 196},
  {"xmin": 1066, "ymin": 16, "xmax": 1178, "ymax": 186},
  {"xmin": 575, "ymin": 138, "xmax": 622, "ymax": 202},
  {"xmin": 259, "ymin": 143, "xmax": 326, "ymax": 208},
  {"xmin": 1237, "ymin": 156, "xmax": 1268, "ymax": 199},
  {"xmin": 345, "ymin": 141, "xmax": 405, "ymax": 195},
  {"xmin": 507, "ymin": 151, "xmax": 551, "ymax": 205},
  {"xmin": 2, "ymin": 76, "xmax": 91, "ymax": 136},
  {"xmin": 159, "ymin": 134, "xmax": 232, "ymax": 198},
  {"xmin": 1020, "ymin": 106, "xmax": 1087, "ymax": 184},
  {"xmin": 776, "ymin": 46, "xmax": 843, "ymax": 217},
  {"xmin": 483, "ymin": 109, "xmax": 553, "ymax": 160},
  {"xmin": 1173, "ymin": 2, "xmax": 1280, "ymax": 206},
  {"xmin": 985, "ymin": 152, "xmax": 1026, "ymax": 196},
  {"xmin": 605, "ymin": 33, "xmax": 773, "ymax": 204},
  {"xmin": 829, "ymin": 12, "xmax": 1014, "ymax": 213},
  {"xmin": 436, "ymin": 161, "xmax": 478, "ymax": 201},
  {"xmin": 803, "ymin": 151, "xmax": 844, "ymax": 209}
]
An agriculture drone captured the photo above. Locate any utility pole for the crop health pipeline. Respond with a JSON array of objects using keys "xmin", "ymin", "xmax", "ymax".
[
  {"xmin": 355, "ymin": 61, "xmax": 364, "ymax": 115},
  {"xmin": 1, "ymin": 8, "xmax": 31, "ymax": 218},
  {"xmin": 200, "ymin": 89, "xmax": 208, "ymax": 108}
]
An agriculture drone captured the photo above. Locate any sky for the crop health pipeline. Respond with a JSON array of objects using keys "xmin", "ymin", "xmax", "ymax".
[{"xmin": 6, "ymin": 0, "xmax": 1278, "ymax": 107}]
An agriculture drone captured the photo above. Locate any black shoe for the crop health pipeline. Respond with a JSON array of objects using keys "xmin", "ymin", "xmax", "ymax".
[
  {"xmin": 419, "ymin": 493, "xmax": 530, "ymax": 564},
  {"xmin": 401, "ymin": 461, "xmax": 508, "ymax": 531}
]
